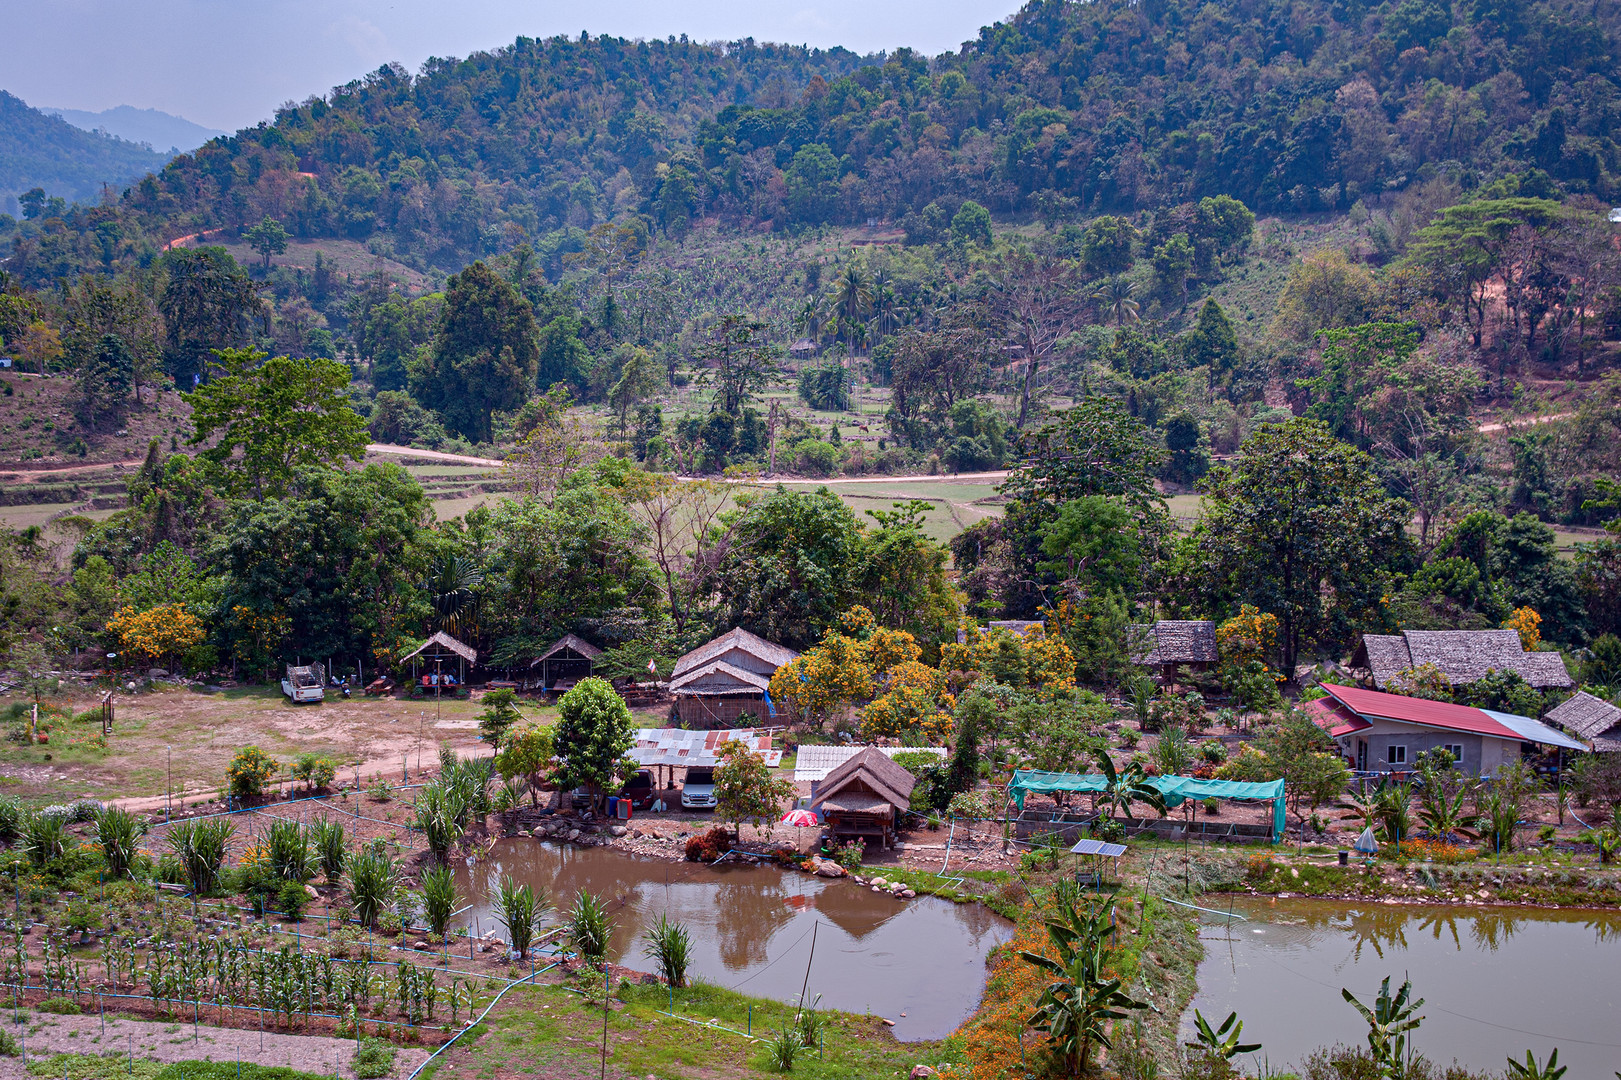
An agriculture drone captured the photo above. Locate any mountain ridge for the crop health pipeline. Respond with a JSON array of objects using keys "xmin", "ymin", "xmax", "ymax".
[{"xmin": 41, "ymin": 104, "xmax": 227, "ymax": 154}]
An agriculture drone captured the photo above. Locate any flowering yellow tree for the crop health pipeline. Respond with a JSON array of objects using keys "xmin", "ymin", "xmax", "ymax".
[
  {"xmin": 861, "ymin": 660, "xmax": 954, "ymax": 742},
  {"xmin": 940, "ymin": 624, "xmax": 1077, "ymax": 693},
  {"xmin": 1503, "ymin": 607, "xmax": 1542, "ymax": 651},
  {"xmin": 106, "ymin": 604, "xmax": 205, "ymax": 669},
  {"xmin": 1215, "ymin": 605, "xmax": 1279, "ymax": 666}
]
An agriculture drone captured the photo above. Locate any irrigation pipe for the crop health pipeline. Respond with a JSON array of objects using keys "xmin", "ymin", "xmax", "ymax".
[
  {"xmin": 1160, "ymin": 897, "xmax": 1248, "ymax": 920},
  {"xmin": 652, "ymin": 1009, "xmax": 760, "ymax": 1042},
  {"xmin": 405, "ymin": 962, "xmax": 559, "ymax": 1080}
]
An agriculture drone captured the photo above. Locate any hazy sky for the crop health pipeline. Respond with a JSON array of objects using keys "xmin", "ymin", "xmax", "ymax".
[{"xmin": 5, "ymin": 0, "xmax": 1017, "ymax": 132}]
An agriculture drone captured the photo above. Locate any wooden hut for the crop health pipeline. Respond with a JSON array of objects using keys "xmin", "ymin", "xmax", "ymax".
[
  {"xmin": 809, "ymin": 747, "xmax": 916, "ymax": 850},
  {"xmin": 1352, "ymin": 630, "xmax": 1573, "ymax": 690},
  {"xmin": 1130, "ymin": 620, "xmax": 1218, "ymax": 681},
  {"xmin": 669, "ymin": 628, "xmax": 797, "ymax": 728},
  {"xmin": 530, "ymin": 634, "xmax": 602, "ymax": 692},
  {"xmin": 400, "ymin": 631, "xmax": 477, "ymax": 688},
  {"xmin": 1545, "ymin": 691, "xmax": 1621, "ymax": 752}
]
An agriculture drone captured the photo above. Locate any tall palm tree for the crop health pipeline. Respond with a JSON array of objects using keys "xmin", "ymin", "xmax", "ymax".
[
  {"xmin": 1092, "ymin": 278, "xmax": 1140, "ymax": 327},
  {"xmin": 871, "ymin": 270, "xmax": 899, "ymax": 344},
  {"xmin": 828, "ymin": 263, "xmax": 872, "ymax": 349}
]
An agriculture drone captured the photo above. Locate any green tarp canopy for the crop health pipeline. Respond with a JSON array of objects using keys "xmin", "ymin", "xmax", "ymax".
[{"xmin": 1010, "ymin": 770, "xmax": 1287, "ymax": 841}]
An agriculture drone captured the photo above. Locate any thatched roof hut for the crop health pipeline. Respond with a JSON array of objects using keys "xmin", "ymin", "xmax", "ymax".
[
  {"xmin": 809, "ymin": 746, "xmax": 917, "ymax": 850},
  {"xmin": 1130, "ymin": 620, "xmax": 1218, "ymax": 679},
  {"xmin": 1545, "ymin": 691, "xmax": 1621, "ymax": 752},
  {"xmin": 529, "ymin": 634, "xmax": 602, "ymax": 690},
  {"xmin": 1353, "ymin": 630, "xmax": 1572, "ymax": 690},
  {"xmin": 669, "ymin": 628, "xmax": 798, "ymax": 728}
]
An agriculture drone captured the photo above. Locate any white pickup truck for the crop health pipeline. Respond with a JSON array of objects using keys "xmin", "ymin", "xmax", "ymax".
[{"xmin": 281, "ymin": 663, "xmax": 325, "ymax": 703}]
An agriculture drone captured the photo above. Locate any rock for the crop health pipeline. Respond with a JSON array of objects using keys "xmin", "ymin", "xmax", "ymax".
[
  {"xmin": 566, "ymin": 829, "xmax": 581, "ymax": 841},
  {"xmin": 911, "ymin": 1065, "xmax": 936, "ymax": 1078},
  {"xmin": 890, "ymin": 882, "xmax": 906, "ymax": 893},
  {"xmin": 148, "ymin": 668, "xmax": 169, "ymax": 678},
  {"xmin": 413, "ymin": 940, "xmax": 431, "ymax": 951},
  {"xmin": 901, "ymin": 889, "xmax": 916, "ymax": 899},
  {"xmin": 870, "ymin": 877, "xmax": 888, "ymax": 889},
  {"xmin": 806, "ymin": 857, "xmax": 846, "ymax": 878},
  {"xmin": 304, "ymin": 884, "xmax": 320, "ymax": 899},
  {"xmin": 871, "ymin": 885, "xmax": 883, "ymax": 893},
  {"xmin": 480, "ymin": 942, "xmax": 496, "ymax": 953},
  {"xmin": 609, "ymin": 825, "xmax": 628, "ymax": 837}
]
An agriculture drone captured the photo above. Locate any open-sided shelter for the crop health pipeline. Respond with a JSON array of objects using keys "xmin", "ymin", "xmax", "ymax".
[
  {"xmin": 399, "ymin": 631, "xmax": 477, "ymax": 686},
  {"xmin": 809, "ymin": 746, "xmax": 916, "ymax": 850},
  {"xmin": 530, "ymin": 634, "xmax": 602, "ymax": 692},
  {"xmin": 669, "ymin": 628, "xmax": 798, "ymax": 728},
  {"xmin": 1130, "ymin": 620, "xmax": 1218, "ymax": 681}
]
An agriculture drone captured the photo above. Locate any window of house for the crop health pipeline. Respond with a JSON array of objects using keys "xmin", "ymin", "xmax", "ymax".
[
  {"xmin": 1444, "ymin": 744, "xmax": 1464, "ymax": 762},
  {"xmin": 1388, "ymin": 745, "xmax": 1407, "ymax": 765}
]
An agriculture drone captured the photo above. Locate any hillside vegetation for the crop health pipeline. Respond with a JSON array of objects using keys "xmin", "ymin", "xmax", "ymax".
[{"xmin": 0, "ymin": 91, "xmax": 172, "ymax": 215}]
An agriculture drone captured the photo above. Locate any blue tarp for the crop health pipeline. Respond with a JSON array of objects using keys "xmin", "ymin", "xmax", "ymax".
[{"xmin": 1010, "ymin": 770, "xmax": 1287, "ymax": 841}]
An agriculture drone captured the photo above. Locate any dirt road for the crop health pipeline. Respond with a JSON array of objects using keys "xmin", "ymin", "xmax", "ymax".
[{"xmin": 366, "ymin": 443, "xmax": 506, "ymax": 467}]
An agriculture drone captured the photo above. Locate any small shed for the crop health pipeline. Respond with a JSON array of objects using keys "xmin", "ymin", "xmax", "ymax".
[
  {"xmin": 809, "ymin": 746, "xmax": 916, "ymax": 850},
  {"xmin": 399, "ymin": 631, "xmax": 477, "ymax": 687},
  {"xmin": 1130, "ymin": 620, "xmax": 1218, "ymax": 681},
  {"xmin": 530, "ymin": 634, "xmax": 602, "ymax": 692},
  {"xmin": 1545, "ymin": 691, "xmax": 1621, "ymax": 752},
  {"xmin": 669, "ymin": 628, "xmax": 798, "ymax": 728},
  {"xmin": 789, "ymin": 339, "xmax": 818, "ymax": 360},
  {"xmin": 1352, "ymin": 630, "xmax": 1573, "ymax": 690}
]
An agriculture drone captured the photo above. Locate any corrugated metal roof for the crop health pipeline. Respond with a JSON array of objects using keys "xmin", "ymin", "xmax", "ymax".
[
  {"xmin": 627, "ymin": 727, "xmax": 780, "ymax": 768},
  {"xmin": 1481, "ymin": 710, "xmax": 1587, "ymax": 751},
  {"xmin": 793, "ymin": 744, "xmax": 945, "ymax": 782},
  {"xmin": 1323, "ymin": 684, "xmax": 1586, "ymax": 749}
]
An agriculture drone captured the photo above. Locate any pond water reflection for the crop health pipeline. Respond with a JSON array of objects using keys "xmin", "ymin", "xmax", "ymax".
[
  {"xmin": 1184, "ymin": 899, "xmax": 1621, "ymax": 1076},
  {"xmin": 453, "ymin": 840, "xmax": 1012, "ymax": 1041}
]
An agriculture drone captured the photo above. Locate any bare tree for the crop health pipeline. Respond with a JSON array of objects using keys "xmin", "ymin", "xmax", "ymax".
[
  {"xmin": 991, "ymin": 249, "xmax": 1084, "ymax": 428},
  {"xmin": 623, "ymin": 474, "xmax": 732, "ymax": 634}
]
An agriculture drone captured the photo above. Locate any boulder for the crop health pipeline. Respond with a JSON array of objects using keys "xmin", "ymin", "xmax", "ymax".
[
  {"xmin": 609, "ymin": 825, "xmax": 628, "ymax": 837},
  {"xmin": 413, "ymin": 940, "xmax": 431, "ymax": 951},
  {"xmin": 566, "ymin": 829, "xmax": 581, "ymax": 841},
  {"xmin": 806, "ymin": 857, "xmax": 846, "ymax": 878},
  {"xmin": 901, "ymin": 889, "xmax": 917, "ymax": 899},
  {"xmin": 147, "ymin": 668, "xmax": 169, "ymax": 679},
  {"xmin": 304, "ymin": 884, "xmax": 320, "ymax": 899},
  {"xmin": 870, "ymin": 877, "xmax": 888, "ymax": 889},
  {"xmin": 911, "ymin": 1068, "xmax": 937, "ymax": 1079}
]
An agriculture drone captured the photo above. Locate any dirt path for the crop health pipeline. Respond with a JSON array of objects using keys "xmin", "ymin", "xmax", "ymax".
[
  {"xmin": 684, "ymin": 470, "xmax": 1010, "ymax": 485},
  {"xmin": 0, "ymin": 459, "xmax": 144, "ymax": 480},
  {"xmin": 1476, "ymin": 411, "xmax": 1572, "ymax": 433},
  {"xmin": 0, "ymin": 1009, "xmax": 427, "ymax": 1079},
  {"xmin": 366, "ymin": 444, "xmax": 506, "ymax": 468}
]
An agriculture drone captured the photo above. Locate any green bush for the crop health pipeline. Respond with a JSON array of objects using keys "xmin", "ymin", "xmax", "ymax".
[
  {"xmin": 37, "ymin": 996, "xmax": 81, "ymax": 1014},
  {"xmin": 352, "ymin": 1039, "xmax": 397, "ymax": 1080},
  {"xmin": 226, "ymin": 746, "xmax": 281, "ymax": 799},
  {"xmin": 276, "ymin": 879, "xmax": 309, "ymax": 919},
  {"xmin": 291, "ymin": 753, "xmax": 337, "ymax": 791},
  {"xmin": 153, "ymin": 1063, "xmax": 337, "ymax": 1080}
]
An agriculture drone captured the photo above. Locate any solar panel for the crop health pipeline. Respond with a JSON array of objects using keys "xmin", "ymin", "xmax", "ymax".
[{"xmin": 1069, "ymin": 839, "xmax": 1127, "ymax": 857}]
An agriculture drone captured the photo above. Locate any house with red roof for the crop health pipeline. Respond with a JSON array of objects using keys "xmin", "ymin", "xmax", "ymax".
[{"xmin": 1304, "ymin": 683, "xmax": 1584, "ymax": 776}]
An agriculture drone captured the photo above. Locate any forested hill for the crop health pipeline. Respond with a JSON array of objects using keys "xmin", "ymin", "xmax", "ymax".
[
  {"xmin": 0, "ymin": 92, "xmax": 172, "ymax": 215},
  {"xmin": 4, "ymin": 0, "xmax": 1619, "ymax": 281}
]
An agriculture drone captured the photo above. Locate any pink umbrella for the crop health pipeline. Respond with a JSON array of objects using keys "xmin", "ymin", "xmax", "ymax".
[{"xmin": 780, "ymin": 808, "xmax": 820, "ymax": 827}]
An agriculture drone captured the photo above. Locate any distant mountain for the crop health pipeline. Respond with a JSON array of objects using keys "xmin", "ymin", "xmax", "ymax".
[
  {"xmin": 42, "ymin": 104, "xmax": 227, "ymax": 154},
  {"xmin": 0, "ymin": 91, "xmax": 172, "ymax": 214}
]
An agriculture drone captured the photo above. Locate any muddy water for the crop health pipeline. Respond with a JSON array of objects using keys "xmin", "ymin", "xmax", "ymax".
[
  {"xmin": 452, "ymin": 840, "xmax": 1011, "ymax": 1041},
  {"xmin": 1183, "ymin": 899, "xmax": 1621, "ymax": 1076}
]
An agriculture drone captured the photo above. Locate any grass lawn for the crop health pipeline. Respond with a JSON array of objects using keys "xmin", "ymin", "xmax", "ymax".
[{"xmin": 424, "ymin": 977, "xmax": 963, "ymax": 1080}]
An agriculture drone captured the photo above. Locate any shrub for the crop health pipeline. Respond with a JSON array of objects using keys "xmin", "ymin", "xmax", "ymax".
[
  {"xmin": 68, "ymin": 798, "xmax": 103, "ymax": 823},
  {"xmin": 96, "ymin": 806, "xmax": 145, "ymax": 879},
  {"xmin": 37, "ymin": 996, "xmax": 81, "ymax": 1015},
  {"xmin": 420, "ymin": 864, "xmax": 459, "ymax": 937},
  {"xmin": 494, "ymin": 876, "xmax": 550, "ymax": 959},
  {"xmin": 291, "ymin": 753, "xmax": 337, "ymax": 791},
  {"xmin": 352, "ymin": 1038, "xmax": 397, "ymax": 1080},
  {"xmin": 367, "ymin": 776, "xmax": 394, "ymax": 802},
  {"xmin": 568, "ymin": 889, "xmax": 614, "ymax": 964},
  {"xmin": 277, "ymin": 879, "xmax": 309, "ymax": 919},
  {"xmin": 266, "ymin": 818, "xmax": 315, "ymax": 881},
  {"xmin": 377, "ymin": 910, "xmax": 404, "ymax": 936},
  {"xmin": 227, "ymin": 747, "xmax": 281, "ymax": 799},
  {"xmin": 641, "ymin": 914, "xmax": 692, "ymax": 988},
  {"xmin": 1202, "ymin": 798, "xmax": 1222, "ymax": 815},
  {"xmin": 684, "ymin": 826, "xmax": 730, "ymax": 863},
  {"xmin": 309, "ymin": 819, "xmax": 347, "ymax": 884},
  {"xmin": 168, "ymin": 818, "xmax": 234, "ymax": 894},
  {"xmin": 21, "ymin": 811, "xmax": 74, "ymax": 868},
  {"xmin": 834, "ymin": 839, "xmax": 865, "ymax": 870},
  {"xmin": 346, "ymin": 849, "xmax": 398, "ymax": 928},
  {"xmin": 0, "ymin": 797, "xmax": 20, "ymax": 842}
]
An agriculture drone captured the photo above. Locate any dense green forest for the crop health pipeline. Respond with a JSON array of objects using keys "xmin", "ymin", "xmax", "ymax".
[
  {"xmin": 0, "ymin": 92, "xmax": 171, "ymax": 215},
  {"xmin": 3, "ymin": 0, "xmax": 1618, "ymax": 278}
]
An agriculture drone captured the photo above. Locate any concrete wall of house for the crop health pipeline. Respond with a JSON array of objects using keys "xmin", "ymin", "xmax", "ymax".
[
  {"xmin": 1478, "ymin": 736, "xmax": 1517, "ymax": 775},
  {"xmin": 1356, "ymin": 723, "xmax": 1487, "ymax": 774}
]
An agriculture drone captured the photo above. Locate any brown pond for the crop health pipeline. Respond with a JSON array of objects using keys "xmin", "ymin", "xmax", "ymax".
[
  {"xmin": 453, "ymin": 840, "xmax": 1012, "ymax": 1040},
  {"xmin": 1183, "ymin": 898, "xmax": 1621, "ymax": 1076}
]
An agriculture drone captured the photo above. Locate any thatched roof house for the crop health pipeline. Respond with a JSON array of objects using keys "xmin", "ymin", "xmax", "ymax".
[
  {"xmin": 1545, "ymin": 691, "xmax": 1621, "ymax": 752},
  {"xmin": 1353, "ymin": 630, "xmax": 1572, "ymax": 690},
  {"xmin": 809, "ymin": 746, "xmax": 917, "ymax": 850},
  {"xmin": 400, "ymin": 631, "xmax": 477, "ymax": 684},
  {"xmin": 1130, "ymin": 620, "xmax": 1218, "ymax": 679},
  {"xmin": 669, "ymin": 628, "xmax": 798, "ymax": 728},
  {"xmin": 530, "ymin": 634, "xmax": 602, "ymax": 691}
]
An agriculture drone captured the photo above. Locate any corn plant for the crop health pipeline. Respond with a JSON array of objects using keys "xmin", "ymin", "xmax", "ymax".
[
  {"xmin": 96, "ymin": 806, "xmax": 145, "ymax": 879},
  {"xmin": 419, "ymin": 864, "xmax": 459, "ymax": 938},
  {"xmin": 347, "ymin": 849, "xmax": 398, "ymax": 929},
  {"xmin": 494, "ymin": 876, "xmax": 550, "ymax": 959}
]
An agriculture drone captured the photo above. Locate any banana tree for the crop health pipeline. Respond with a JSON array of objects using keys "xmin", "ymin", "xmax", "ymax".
[
  {"xmin": 1094, "ymin": 750, "xmax": 1167, "ymax": 823},
  {"xmin": 1192, "ymin": 1009, "xmax": 1262, "ymax": 1061},
  {"xmin": 1342, "ymin": 976, "xmax": 1424, "ymax": 1080},
  {"xmin": 1020, "ymin": 897, "xmax": 1146, "ymax": 1074}
]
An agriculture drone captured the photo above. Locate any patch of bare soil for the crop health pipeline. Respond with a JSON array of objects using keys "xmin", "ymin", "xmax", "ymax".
[{"xmin": 0, "ymin": 1008, "xmax": 429, "ymax": 1079}]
